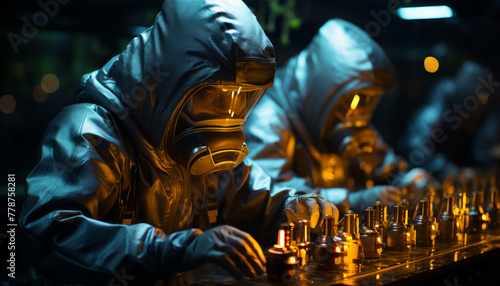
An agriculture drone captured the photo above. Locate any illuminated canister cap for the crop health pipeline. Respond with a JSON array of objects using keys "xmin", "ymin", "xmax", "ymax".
[
  {"xmin": 277, "ymin": 223, "xmax": 295, "ymax": 248},
  {"xmin": 373, "ymin": 201, "xmax": 387, "ymax": 224},
  {"xmin": 344, "ymin": 210, "xmax": 359, "ymax": 237},
  {"xmin": 419, "ymin": 199, "xmax": 430, "ymax": 217},
  {"xmin": 364, "ymin": 207, "xmax": 375, "ymax": 228},
  {"xmin": 322, "ymin": 215, "xmax": 335, "ymax": 237},
  {"xmin": 296, "ymin": 220, "xmax": 310, "ymax": 244}
]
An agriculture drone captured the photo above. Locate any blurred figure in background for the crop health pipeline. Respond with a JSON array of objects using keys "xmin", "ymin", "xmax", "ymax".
[
  {"xmin": 244, "ymin": 19, "xmax": 429, "ymax": 214},
  {"xmin": 398, "ymin": 60, "xmax": 500, "ymax": 182}
]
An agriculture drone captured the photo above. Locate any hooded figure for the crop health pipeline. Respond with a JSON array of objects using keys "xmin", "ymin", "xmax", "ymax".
[
  {"xmin": 19, "ymin": 0, "xmax": 337, "ymax": 284},
  {"xmin": 245, "ymin": 19, "xmax": 428, "ymax": 214},
  {"xmin": 399, "ymin": 60, "xmax": 500, "ymax": 181}
]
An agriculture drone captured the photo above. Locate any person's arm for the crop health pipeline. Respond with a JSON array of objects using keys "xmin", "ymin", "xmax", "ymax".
[
  {"xmin": 214, "ymin": 160, "xmax": 338, "ymax": 247},
  {"xmin": 245, "ymin": 96, "xmax": 350, "ymax": 210},
  {"xmin": 212, "ymin": 161, "xmax": 291, "ymax": 246},
  {"xmin": 20, "ymin": 105, "xmax": 264, "ymax": 283},
  {"xmin": 244, "ymin": 96, "xmax": 299, "ymax": 193},
  {"xmin": 20, "ymin": 105, "xmax": 182, "ymax": 283},
  {"xmin": 368, "ymin": 126, "xmax": 433, "ymax": 194}
]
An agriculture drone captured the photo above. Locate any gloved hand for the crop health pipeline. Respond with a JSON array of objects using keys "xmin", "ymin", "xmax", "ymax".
[
  {"xmin": 284, "ymin": 193, "xmax": 339, "ymax": 234},
  {"xmin": 179, "ymin": 225, "xmax": 265, "ymax": 280},
  {"xmin": 348, "ymin": 186, "xmax": 401, "ymax": 213}
]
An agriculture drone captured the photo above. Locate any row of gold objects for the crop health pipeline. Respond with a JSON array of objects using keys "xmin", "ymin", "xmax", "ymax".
[{"xmin": 266, "ymin": 173, "xmax": 500, "ymax": 281}]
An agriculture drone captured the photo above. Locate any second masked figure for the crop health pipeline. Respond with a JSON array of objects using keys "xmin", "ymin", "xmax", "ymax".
[{"xmin": 245, "ymin": 19, "xmax": 429, "ymax": 213}]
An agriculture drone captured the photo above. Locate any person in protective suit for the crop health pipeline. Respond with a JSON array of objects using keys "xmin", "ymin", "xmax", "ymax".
[
  {"xmin": 18, "ymin": 0, "xmax": 338, "ymax": 284},
  {"xmin": 244, "ymin": 19, "xmax": 429, "ymax": 215},
  {"xmin": 398, "ymin": 60, "xmax": 500, "ymax": 181}
]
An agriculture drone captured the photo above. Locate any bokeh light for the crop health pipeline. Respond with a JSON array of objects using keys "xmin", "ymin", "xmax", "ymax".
[
  {"xmin": 0, "ymin": 95, "xmax": 17, "ymax": 114},
  {"xmin": 41, "ymin": 74, "xmax": 60, "ymax": 93},
  {"xmin": 424, "ymin": 56, "xmax": 439, "ymax": 73},
  {"xmin": 478, "ymin": 90, "xmax": 489, "ymax": 104},
  {"xmin": 34, "ymin": 85, "xmax": 49, "ymax": 103}
]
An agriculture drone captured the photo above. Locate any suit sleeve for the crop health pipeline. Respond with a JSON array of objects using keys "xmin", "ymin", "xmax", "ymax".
[
  {"xmin": 19, "ymin": 105, "xmax": 200, "ymax": 284},
  {"xmin": 213, "ymin": 161, "xmax": 291, "ymax": 247},
  {"xmin": 244, "ymin": 95, "xmax": 349, "ymax": 210},
  {"xmin": 244, "ymin": 96, "xmax": 300, "ymax": 193}
]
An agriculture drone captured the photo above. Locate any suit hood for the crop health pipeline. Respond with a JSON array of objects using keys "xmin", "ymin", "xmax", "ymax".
[
  {"xmin": 268, "ymin": 19, "xmax": 393, "ymax": 146},
  {"xmin": 77, "ymin": 0, "xmax": 275, "ymax": 166}
]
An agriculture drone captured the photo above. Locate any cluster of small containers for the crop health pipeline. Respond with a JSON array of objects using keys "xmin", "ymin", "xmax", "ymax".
[{"xmin": 266, "ymin": 175, "xmax": 500, "ymax": 281}]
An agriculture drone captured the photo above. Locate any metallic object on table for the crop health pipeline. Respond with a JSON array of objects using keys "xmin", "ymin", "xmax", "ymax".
[
  {"xmin": 455, "ymin": 192, "xmax": 470, "ymax": 242},
  {"xmin": 413, "ymin": 199, "xmax": 438, "ymax": 247},
  {"xmin": 266, "ymin": 223, "xmax": 300, "ymax": 281},
  {"xmin": 360, "ymin": 207, "xmax": 384, "ymax": 259},
  {"xmin": 401, "ymin": 200, "xmax": 417, "ymax": 246},
  {"xmin": 386, "ymin": 204, "xmax": 415, "ymax": 251},
  {"xmin": 334, "ymin": 211, "xmax": 364, "ymax": 272},
  {"xmin": 296, "ymin": 220, "xmax": 311, "ymax": 267},
  {"xmin": 428, "ymin": 182, "xmax": 436, "ymax": 218},
  {"xmin": 437, "ymin": 194, "xmax": 457, "ymax": 242},
  {"xmin": 486, "ymin": 180, "xmax": 499, "ymax": 228},
  {"xmin": 373, "ymin": 201, "xmax": 388, "ymax": 244},
  {"xmin": 469, "ymin": 191, "xmax": 490, "ymax": 232},
  {"xmin": 312, "ymin": 215, "xmax": 344, "ymax": 270}
]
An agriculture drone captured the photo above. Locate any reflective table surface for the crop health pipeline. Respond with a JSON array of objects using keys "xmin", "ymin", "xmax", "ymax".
[{"xmin": 176, "ymin": 228, "xmax": 500, "ymax": 285}]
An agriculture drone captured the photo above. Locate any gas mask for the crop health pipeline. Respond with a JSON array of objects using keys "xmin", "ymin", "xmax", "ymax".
[
  {"xmin": 320, "ymin": 90, "xmax": 385, "ymax": 189},
  {"xmin": 169, "ymin": 85, "xmax": 266, "ymax": 176}
]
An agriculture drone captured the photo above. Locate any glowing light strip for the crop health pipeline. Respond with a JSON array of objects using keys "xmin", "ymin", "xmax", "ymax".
[
  {"xmin": 397, "ymin": 5, "xmax": 454, "ymax": 20},
  {"xmin": 278, "ymin": 229, "xmax": 285, "ymax": 248},
  {"xmin": 350, "ymin": 94, "xmax": 360, "ymax": 110}
]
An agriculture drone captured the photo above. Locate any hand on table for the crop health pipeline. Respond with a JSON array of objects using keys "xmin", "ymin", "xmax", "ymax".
[{"xmin": 180, "ymin": 225, "xmax": 265, "ymax": 280}]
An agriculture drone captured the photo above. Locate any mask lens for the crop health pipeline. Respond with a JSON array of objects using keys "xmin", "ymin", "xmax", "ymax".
[
  {"xmin": 331, "ymin": 92, "xmax": 381, "ymax": 126},
  {"xmin": 183, "ymin": 86, "xmax": 265, "ymax": 122}
]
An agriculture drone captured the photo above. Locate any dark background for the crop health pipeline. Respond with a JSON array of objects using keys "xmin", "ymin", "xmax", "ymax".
[{"xmin": 1, "ymin": 0, "xmax": 500, "ymax": 186}]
